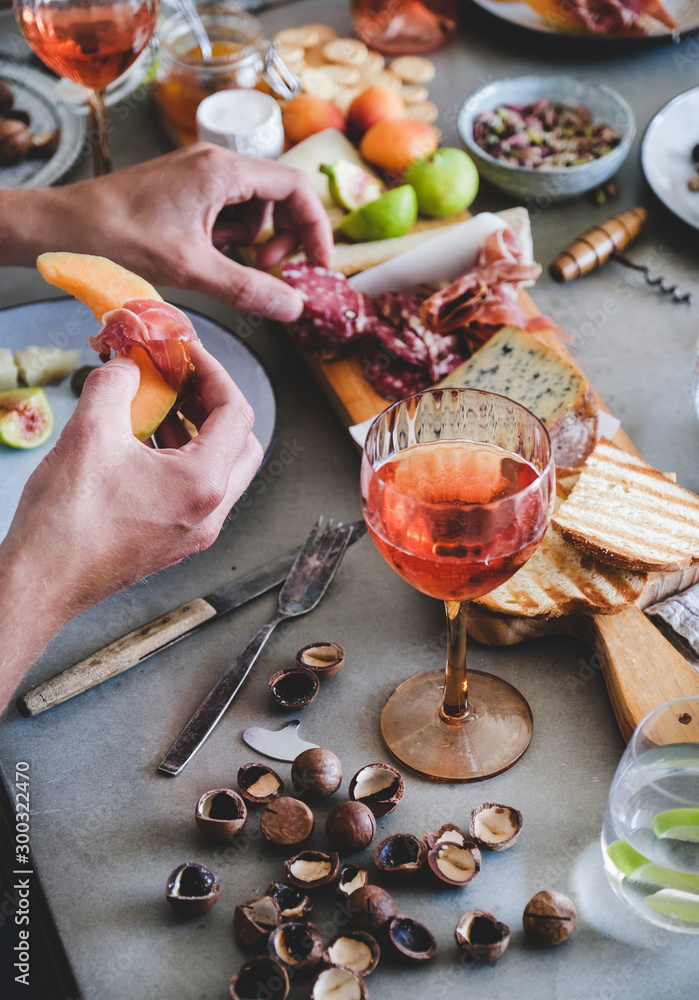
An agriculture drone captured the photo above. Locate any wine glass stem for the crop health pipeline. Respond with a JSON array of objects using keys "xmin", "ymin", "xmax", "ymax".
[
  {"xmin": 440, "ymin": 599, "xmax": 469, "ymax": 724},
  {"xmin": 87, "ymin": 89, "xmax": 113, "ymax": 176}
]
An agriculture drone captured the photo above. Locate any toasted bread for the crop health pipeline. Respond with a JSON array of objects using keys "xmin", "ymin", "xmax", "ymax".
[
  {"xmin": 474, "ymin": 524, "xmax": 647, "ymax": 619},
  {"xmin": 552, "ymin": 439, "xmax": 699, "ymax": 573}
]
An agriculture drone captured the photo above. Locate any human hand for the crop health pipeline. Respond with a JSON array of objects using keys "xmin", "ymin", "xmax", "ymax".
[
  {"xmin": 2, "ymin": 342, "xmax": 261, "ymax": 619},
  {"xmin": 2, "ymin": 144, "xmax": 333, "ymax": 322}
]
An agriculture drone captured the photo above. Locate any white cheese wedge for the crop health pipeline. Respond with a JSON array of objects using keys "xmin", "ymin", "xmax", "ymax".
[
  {"xmin": 0, "ymin": 348, "xmax": 18, "ymax": 390},
  {"xmin": 14, "ymin": 346, "xmax": 81, "ymax": 387},
  {"xmin": 438, "ymin": 325, "xmax": 598, "ymax": 469}
]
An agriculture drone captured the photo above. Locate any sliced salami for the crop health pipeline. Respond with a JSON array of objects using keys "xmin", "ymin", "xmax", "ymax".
[{"xmin": 281, "ymin": 262, "xmax": 374, "ymax": 358}]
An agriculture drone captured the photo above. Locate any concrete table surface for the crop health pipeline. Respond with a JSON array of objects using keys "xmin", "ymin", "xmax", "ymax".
[{"xmin": 1, "ymin": 2, "xmax": 698, "ymax": 999}]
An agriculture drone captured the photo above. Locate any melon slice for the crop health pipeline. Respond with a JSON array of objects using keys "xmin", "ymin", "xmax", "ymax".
[
  {"xmin": 37, "ymin": 252, "xmax": 162, "ymax": 323},
  {"xmin": 128, "ymin": 347, "xmax": 177, "ymax": 441},
  {"xmin": 36, "ymin": 252, "xmax": 176, "ymax": 441}
]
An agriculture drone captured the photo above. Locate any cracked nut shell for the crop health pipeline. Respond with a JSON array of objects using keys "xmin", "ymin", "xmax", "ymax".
[
  {"xmin": 337, "ymin": 866, "xmax": 369, "ymax": 901},
  {"xmin": 374, "ymin": 833, "xmax": 426, "ymax": 879},
  {"xmin": 28, "ymin": 128, "xmax": 61, "ymax": 158},
  {"xmin": 260, "ymin": 796, "xmax": 314, "ymax": 849},
  {"xmin": 283, "ymin": 850, "xmax": 340, "ymax": 891},
  {"xmin": 230, "ymin": 956, "xmax": 289, "ymax": 1000},
  {"xmin": 387, "ymin": 915, "xmax": 436, "ymax": 963},
  {"xmin": 470, "ymin": 802, "xmax": 523, "ymax": 851},
  {"xmin": 296, "ymin": 641, "xmax": 345, "ymax": 680},
  {"xmin": 427, "ymin": 839, "xmax": 481, "ymax": 888},
  {"xmin": 347, "ymin": 885, "xmax": 396, "ymax": 936},
  {"xmin": 423, "ymin": 823, "xmax": 465, "ymax": 850},
  {"xmin": 349, "ymin": 763, "xmax": 404, "ymax": 818},
  {"xmin": 268, "ymin": 920, "xmax": 324, "ymax": 973},
  {"xmin": 324, "ymin": 930, "xmax": 380, "ymax": 977},
  {"xmin": 234, "ymin": 895, "xmax": 282, "ymax": 949},
  {"xmin": 523, "ymin": 890, "xmax": 576, "ymax": 946},
  {"xmin": 291, "ymin": 747, "xmax": 342, "ymax": 799},
  {"xmin": 311, "ymin": 966, "xmax": 368, "ymax": 1000},
  {"xmin": 238, "ymin": 762, "xmax": 284, "ymax": 805},
  {"xmin": 165, "ymin": 861, "xmax": 220, "ymax": 917},
  {"xmin": 266, "ymin": 882, "xmax": 313, "ymax": 921},
  {"xmin": 195, "ymin": 788, "xmax": 247, "ymax": 840},
  {"xmin": 0, "ymin": 119, "xmax": 31, "ymax": 166},
  {"xmin": 0, "ymin": 81, "xmax": 14, "ymax": 115},
  {"xmin": 269, "ymin": 666, "xmax": 319, "ymax": 710},
  {"xmin": 455, "ymin": 909, "xmax": 510, "ymax": 962},
  {"xmin": 326, "ymin": 801, "xmax": 376, "ymax": 855}
]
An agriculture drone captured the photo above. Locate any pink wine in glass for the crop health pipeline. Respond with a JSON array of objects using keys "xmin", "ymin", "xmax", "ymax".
[
  {"xmin": 364, "ymin": 440, "xmax": 549, "ymax": 602},
  {"xmin": 17, "ymin": 1, "xmax": 158, "ymax": 90}
]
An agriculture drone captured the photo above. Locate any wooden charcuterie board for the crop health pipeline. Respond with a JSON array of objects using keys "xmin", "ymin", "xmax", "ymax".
[{"xmin": 279, "ymin": 237, "xmax": 699, "ymax": 742}]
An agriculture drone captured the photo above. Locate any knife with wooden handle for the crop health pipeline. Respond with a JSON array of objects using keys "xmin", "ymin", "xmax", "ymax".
[{"xmin": 17, "ymin": 521, "xmax": 367, "ymax": 717}]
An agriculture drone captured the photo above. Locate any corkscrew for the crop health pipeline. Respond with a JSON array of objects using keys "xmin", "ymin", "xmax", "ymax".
[{"xmin": 549, "ymin": 207, "xmax": 692, "ymax": 305}]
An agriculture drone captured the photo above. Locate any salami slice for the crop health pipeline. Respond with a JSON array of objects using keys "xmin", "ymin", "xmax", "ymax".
[{"xmin": 282, "ymin": 262, "xmax": 374, "ymax": 358}]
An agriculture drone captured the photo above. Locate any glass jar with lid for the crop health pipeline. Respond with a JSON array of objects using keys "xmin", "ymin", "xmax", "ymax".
[{"xmin": 154, "ymin": 1, "xmax": 298, "ymax": 146}]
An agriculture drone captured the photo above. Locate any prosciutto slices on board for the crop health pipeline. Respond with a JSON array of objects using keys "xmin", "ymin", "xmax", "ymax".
[
  {"xmin": 282, "ymin": 229, "xmax": 549, "ymax": 402},
  {"xmin": 90, "ymin": 299, "xmax": 199, "ymax": 395}
]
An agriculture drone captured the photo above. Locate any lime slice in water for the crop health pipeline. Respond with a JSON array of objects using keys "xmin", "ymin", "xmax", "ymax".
[
  {"xmin": 644, "ymin": 888, "xmax": 699, "ymax": 923},
  {"xmin": 652, "ymin": 809, "xmax": 699, "ymax": 843},
  {"xmin": 606, "ymin": 840, "xmax": 699, "ymax": 893}
]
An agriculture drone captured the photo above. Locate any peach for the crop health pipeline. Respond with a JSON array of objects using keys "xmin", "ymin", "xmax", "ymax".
[
  {"xmin": 347, "ymin": 86, "xmax": 406, "ymax": 138},
  {"xmin": 360, "ymin": 119, "xmax": 440, "ymax": 176},
  {"xmin": 282, "ymin": 95, "xmax": 346, "ymax": 146}
]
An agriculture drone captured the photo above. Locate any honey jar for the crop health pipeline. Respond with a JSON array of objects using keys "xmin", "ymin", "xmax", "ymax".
[{"xmin": 154, "ymin": 2, "xmax": 298, "ymax": 146}]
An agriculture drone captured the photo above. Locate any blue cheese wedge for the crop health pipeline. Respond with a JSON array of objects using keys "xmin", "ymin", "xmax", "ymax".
[{"xmin": 438, "ymin": 325, "xmax": 598, "ymax": 469}]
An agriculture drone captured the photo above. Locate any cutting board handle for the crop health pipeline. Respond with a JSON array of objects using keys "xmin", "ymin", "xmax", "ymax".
[
  {"xmin": 17, "ymin": 599, "xmax": 218, "ymax": 717},
  {"xmin": 586, "ymin": 607, "xmax": 699, "ymax": 742}
]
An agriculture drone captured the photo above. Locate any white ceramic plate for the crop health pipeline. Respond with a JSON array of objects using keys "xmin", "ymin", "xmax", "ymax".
[
  {"xmin": 470, "ymin": 0, "xmax": 698, "ymax": 40},
  {"xmin": 642, "ymin": 85, "xmax": 699, "ymax": 231},
  {"xmin": 0, "ymin": 299, "xmax": 278, "ymax": 541},
  {"xmin": 0, "ymin": 60, "xmax": 86, "ymax": 188}
]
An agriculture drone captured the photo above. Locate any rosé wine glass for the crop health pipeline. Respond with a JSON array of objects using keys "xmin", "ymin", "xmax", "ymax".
[
  {"xmin": 360, "ymin": 388, "xmax": 555, "ymax": 782},
  {"xmin": 14, "ymin": 0, "xmax": 160, "ymax": 175}
]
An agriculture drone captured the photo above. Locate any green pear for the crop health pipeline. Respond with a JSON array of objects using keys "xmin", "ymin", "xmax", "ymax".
[
  {"xmin": 0, "ymin": 387, "xmax": 54, "ymax": 449},
  {"xmin": 405, "ymin": 147, "xmax": 479, "ymax": 217},
  {"xmin": 336, "ymin": 185, "xmax": 418, "ymax": 243}
]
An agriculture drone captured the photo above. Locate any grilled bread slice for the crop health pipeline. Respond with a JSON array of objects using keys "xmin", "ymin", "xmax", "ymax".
[
  {"xmin": 474, "ymin": 524, "xmax": 647, "ymax": 619},
  {"xmin": 552, "ymin": 439, "xmax": 699, "ymax": 573}
]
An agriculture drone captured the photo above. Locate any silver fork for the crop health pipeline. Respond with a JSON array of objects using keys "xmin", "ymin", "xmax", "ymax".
[{"xmin": 157, "ymin": 517, "xmax": 354, "ymax": 776}]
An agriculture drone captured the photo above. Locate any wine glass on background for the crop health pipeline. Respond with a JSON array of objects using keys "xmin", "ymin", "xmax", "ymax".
[
  {"xmin": 360, "ymin": 388, "xmax": 555, "ymax": 782},
  {"xmin": 14, "ymin": 0, "xmax": 160, "ymax": 175},
  {"xmin": 602, "ymin": 696, "xmax": 699, "ymax": 932}
]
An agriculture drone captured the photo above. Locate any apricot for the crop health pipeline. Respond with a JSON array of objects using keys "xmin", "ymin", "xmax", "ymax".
[
  {"xmin": 360, "ymin": 119, "xmax": 439, "ymax": 176},
  {"xmin": 347, "ymin": 86, "xmax": 406, "ymax": 138},
  {"xmin": 37, "ymin": 252, "xmax": 162, "ymax": 323},
  {"xmin": 36, "ymin": 252, "xmax": 177, "ymax": 442},
  {"xmin": 282, "ymin": 95, "xmax": 346, "ymax": 146}
]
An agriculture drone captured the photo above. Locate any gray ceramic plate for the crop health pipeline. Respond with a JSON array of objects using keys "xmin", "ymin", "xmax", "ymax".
[
  {"xmin": 0, "ymin": 298, "xmax": 278, "ymax": 541},
  {"xmin": 0, "ymin": 59, "xmax": 86, "ymax": 188}
]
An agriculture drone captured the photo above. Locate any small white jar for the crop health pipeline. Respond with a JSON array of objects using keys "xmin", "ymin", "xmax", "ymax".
[{"xmin": 196, "ymin": 89, "xmax": 284, "ymax": 158}]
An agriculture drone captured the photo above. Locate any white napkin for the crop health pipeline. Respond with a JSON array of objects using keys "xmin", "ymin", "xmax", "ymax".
[{"xmin": 646, "ymin": 585, "xmax": 699, "ymax": 670}]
